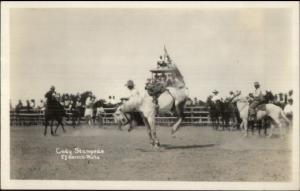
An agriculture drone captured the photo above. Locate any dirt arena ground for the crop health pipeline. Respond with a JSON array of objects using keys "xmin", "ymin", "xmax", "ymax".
[{"xmin": 10, "ymin": 124, "xmax": 292, "ymax": 181}]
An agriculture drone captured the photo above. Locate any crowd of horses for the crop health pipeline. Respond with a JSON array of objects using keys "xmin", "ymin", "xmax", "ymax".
[
  {"xmin": 206, "ymin": 91, "xmax": 291, "ymax": 137},
  {"xmin": 43, "ymin": 89, "xmax": 292, "ymax": 149}
]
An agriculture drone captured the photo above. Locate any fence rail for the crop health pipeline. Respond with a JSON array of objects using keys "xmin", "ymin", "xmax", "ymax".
[{"xmin": 10, "ymin": 106, "xmax": 211, "ymax": 127}]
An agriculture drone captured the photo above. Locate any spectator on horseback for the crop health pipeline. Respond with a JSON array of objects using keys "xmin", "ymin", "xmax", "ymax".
[
  {"xmin": 278, "ymin": 93, "xmax": 285, "ymax": 107},
  {"xmin": 15, "ymin": 100, "xmax": 24, "ymax": 113},
  {"xmin": 45, "ymin": 86, "xmax": 56, "ymax": 104},
  {"xmin": 211, "ymin": 90, "xmax": 221, "ymax": 103},
  {"xmin": 227, "ymin": 90, "xmax": 241, "ymax": 103},
  {"xmin": 26, "ymin": 100, "xmax": 32, "ymax": 112},
  {"xmin": 229, "ymin": 91, "xmax": 234, "ymax": 98},
  {"xmin": 30, "ymin": 99, "xmax": 36, "ymax": 110},
  {"xmin": 249, "ymin": 82, "xmax": 264, "ymax": 121}
]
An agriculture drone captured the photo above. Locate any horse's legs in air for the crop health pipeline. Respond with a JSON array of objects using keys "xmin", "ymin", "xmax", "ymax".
[
  {"xmin": 171, "ymin": 117, "xmax": 183, "ymax": 136},
  {"xmin": 171, "ymin": 102, "xmax": 185, "ymax": 135}
]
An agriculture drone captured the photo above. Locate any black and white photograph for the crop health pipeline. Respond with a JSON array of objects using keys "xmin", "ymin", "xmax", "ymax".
[{"xmin": 1, "ymin": 1, "xmax": 299, "ymax": 190}]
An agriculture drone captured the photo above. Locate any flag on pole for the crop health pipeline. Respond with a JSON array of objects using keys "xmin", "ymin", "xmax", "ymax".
[
  {"xmin": 163, "ymin": 45, "xmax": 185, "ymax": 85},
  {"xmin": 164, "ymin": 45, "xmax": 172, "ymax": 64}
]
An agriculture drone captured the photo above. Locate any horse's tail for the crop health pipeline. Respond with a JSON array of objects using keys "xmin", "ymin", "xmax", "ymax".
[{"xmin": 280, "ymin": 109, "xmax": 291, "ymax": 125}]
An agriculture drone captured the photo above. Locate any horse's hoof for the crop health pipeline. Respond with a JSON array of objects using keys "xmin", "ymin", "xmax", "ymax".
[
  {"xmin": 155, "ymin": 141, "xmax": 160, "ymax": 147},
  {"xmin": 153, "ymin": 144, "xmax": 160, "ymax": 149},
  {"xmin": 128, "ymin": 127, "xmax": 133, "ymax": 132}
]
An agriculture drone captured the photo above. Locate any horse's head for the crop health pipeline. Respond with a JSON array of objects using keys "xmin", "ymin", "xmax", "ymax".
[{"xmin": 264, "ymin": 91, "xmax": 274, "ymax": 102}]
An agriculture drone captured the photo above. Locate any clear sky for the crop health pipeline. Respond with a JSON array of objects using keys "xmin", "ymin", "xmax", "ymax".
[{"xmin": 9, "ymin": 8, "xmax": 294, "ymax": 105}]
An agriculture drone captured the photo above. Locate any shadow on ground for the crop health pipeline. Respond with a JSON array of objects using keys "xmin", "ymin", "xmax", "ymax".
[
  {"xmin": 135, "ymin": 144, "xmax": 216, "ymax": 152},
  {"xmin": 161, "ymin": 144, "xmax": 216, "ymax": 150}
]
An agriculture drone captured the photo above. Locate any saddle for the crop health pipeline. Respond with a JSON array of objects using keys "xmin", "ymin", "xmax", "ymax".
[
  {"xmin": 256, "ymin": 104, "xmax": 266, "ymax": 111},
  {"xmin": 248, "ymin": 103, "xmax": 266, "ymax": 121},
  {"xmin": 146, "ymin": 82, "xmax": 167, "ymax": 98}
]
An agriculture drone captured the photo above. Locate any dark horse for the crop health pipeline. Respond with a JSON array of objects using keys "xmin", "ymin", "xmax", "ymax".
[
  {"xmin": 206, "ymin": 97, "xmax": 222, "ymax": 129},
  {"xmin": 221, "ymin": 98, "xmax": 241, "ymax": 130},
  {"xmin": 44, "ymin": 100, "xmax": 67, "ymax": 136},
  {"xmin": 207, "ymin": 97, "xmax": 240, "ymax": 131}
]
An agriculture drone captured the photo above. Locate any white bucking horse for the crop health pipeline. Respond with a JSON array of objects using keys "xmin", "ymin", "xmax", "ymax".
[
  {"xmin": 113, "ymin": 87, "xmax": 189, "ymax": 148},
  {"xmin": 233, "ymin": 95, "xmax": 291, "ymax": 137}
]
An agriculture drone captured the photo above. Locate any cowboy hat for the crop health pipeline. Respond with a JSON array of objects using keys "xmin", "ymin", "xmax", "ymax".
[
  {"xmin": 125, "ymin": 80, "xmax": 134, "ymax": 87},
  {"xmin": 254, "ymin": 82, "xmax": 260, "ymax": 86}
]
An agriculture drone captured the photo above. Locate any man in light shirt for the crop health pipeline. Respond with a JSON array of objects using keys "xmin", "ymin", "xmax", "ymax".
[
  {"xmin": 119, "ymin": 80, "xmax": 141, "ymax": 132},
  {"xmin": 126, "ymin": 80, "xmax": 140, "ymax": 98},
  {"xmin": 249, "ymin": 82, "xmax": 264, "ymax": 121}
]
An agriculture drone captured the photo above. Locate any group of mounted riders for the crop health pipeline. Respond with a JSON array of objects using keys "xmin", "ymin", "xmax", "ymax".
[
  {"xmin": 207, "ymin": 81, "xmax": 293, "ymax": 131},
  {"xmin": 43, "ymin": 86, "xmax": 120, "ymax": 135},
  {"xmin": 43, "ymin": 47, "xmax": 293, "ymax": 142}
]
